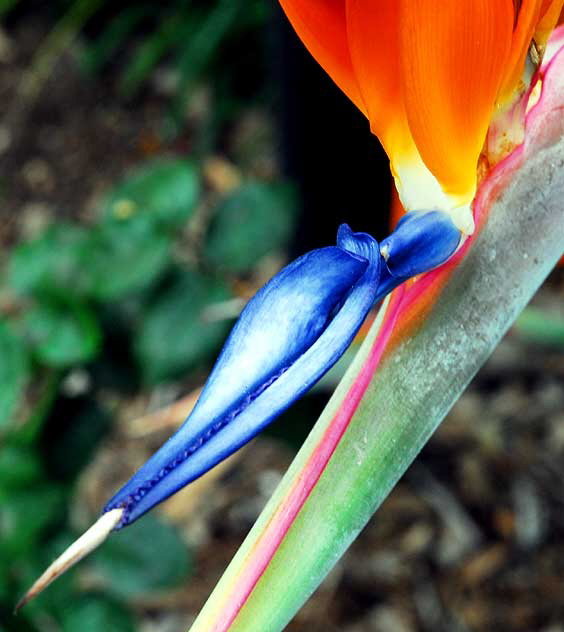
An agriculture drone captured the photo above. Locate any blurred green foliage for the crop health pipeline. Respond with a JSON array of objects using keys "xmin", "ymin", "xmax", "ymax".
[
  {"xmin": 205, "ymin": 182, "xmax": 297, "ymax": 273},
  {"xmin": 514, "ymin": 305, "xmax": 564, "ymax": 347},
  {"xmin": 0, "ymin": 0, "xmax": 299, "ymax": 626},
  {"xmin": 3, "ymin": 0, "xmax": 269, "ymax": 137},
  {"xmin": 0, "ymin": 155, "xmax": 297, "ymax": 629},
  {"xmin": 81, "ymin": 0, "xmax": 267, "ymax": 102},
  {"xmin": 92, "ymin": 515, "xmax": 193, "ymax": 598},
  {"xmin": 136, "ymin": 270, "xmax": 232, "ymax": 382},
  {"xmin": 0, "ymin": 324, "xmax": 30, "ymax": 427}
]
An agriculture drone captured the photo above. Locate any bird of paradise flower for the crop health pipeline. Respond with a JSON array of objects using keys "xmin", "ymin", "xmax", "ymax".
[{"xmin": 18, "ymin": 3, "xmax": 564, "ymax": 630}]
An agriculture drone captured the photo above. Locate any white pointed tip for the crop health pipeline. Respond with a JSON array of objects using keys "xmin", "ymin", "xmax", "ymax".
[{"xmin": 15, "ymin": 508, "xmax": 123, "ymax": 612}]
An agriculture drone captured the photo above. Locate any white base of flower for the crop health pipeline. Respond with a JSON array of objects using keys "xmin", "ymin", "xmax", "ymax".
[{"xmin": 394, "ymin": 160, "xmax": 475, "ymax": 236}]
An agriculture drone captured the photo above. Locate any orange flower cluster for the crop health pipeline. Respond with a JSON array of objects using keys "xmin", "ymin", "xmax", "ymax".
[{"xmin": 280, "ymin": 1, "xmax": 564, "ymax": 230}]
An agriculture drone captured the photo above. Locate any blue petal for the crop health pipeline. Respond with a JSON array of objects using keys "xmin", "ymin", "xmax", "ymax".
[
  {"xmin": 380, "ymin": 210, "xmax": 461, "ymax": 279},
  {"xmin": 104, "ymin": 226, "xmax": 380, "ymax": 526},
  {"xmin": 375, "ymin": 210, "xmax": 461, "ymax": 298}
]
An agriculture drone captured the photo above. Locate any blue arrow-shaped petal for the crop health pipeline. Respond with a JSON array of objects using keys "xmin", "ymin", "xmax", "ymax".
[{"xmin": 104, "ymin": 225, "xmax": 381, "ymax": 526}]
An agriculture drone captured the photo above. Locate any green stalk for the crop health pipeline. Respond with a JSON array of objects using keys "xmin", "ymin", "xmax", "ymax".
[{"xmin": 191, "ymin": 128, "xmax": 564, "ymax": 630}]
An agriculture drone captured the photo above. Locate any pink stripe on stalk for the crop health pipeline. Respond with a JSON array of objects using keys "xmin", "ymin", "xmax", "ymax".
[
  {"xmin": 211, "ymin": 290, "xmax": 405, "ymax": 631},
  {"xmin": 204, "ymin": 31, "xmax": 564, "ymax": 631},
  {"xmin": 207, "ymin": 144, "xmax": 514, "ymax": 629},
  {"xmin": 212, "ymin": 209, "xmax": 485, "ymax": 630}
]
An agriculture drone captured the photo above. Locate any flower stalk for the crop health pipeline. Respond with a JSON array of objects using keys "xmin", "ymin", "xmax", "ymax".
[{"xmin": 188, "ymin": 41, "xmax": 564, "ymax": 632}]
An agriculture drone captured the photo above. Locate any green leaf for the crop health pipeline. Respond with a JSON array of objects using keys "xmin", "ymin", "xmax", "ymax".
[
  {"xmin": 0, "ymin": 446, "xmax": 42, "ymax": 490},
  {"xmin": 171, "ymin": 0, "xmax": 242, "ymax": 125},
  {"xmin": 136, "ymin": 271, "xmax": 232, "ymax": 382},
  {"xmin": 24, "ymin": 297, "xmax": 101, "ymax": 368},
  {"xmin": 0, "ymin": 485, "xmax": 63, "ymax": 556},
  {"xmin": 0, "ymin": 0, "xmax": 21, "ymax": 18},
  {"xmin": 102, "ymin": 158, "xmax": 200, "ymax": 229},
  {"xmin": 13, "ymin": 370, "xmax": 60, "ymax": 446},
  {"xmin": 92, "ymin": 514, "xmax": 192, "ymax": 598},
  {"xmin": 80, "ymin": 5, "xmax": 155, "ymax": 76},
  {"xmin": 514, "ymin": 306, "xmax": 564, "ymax": 347},
  {"xmin": 61, "ymin": 596, "xmax": 135, "ymax": 632},
  {"xmin": 0, "ymin": 323, "xmax": 29, "ymax": 428},
  {"xmin": 118, "ymin": 12, "xmax": 189, "ymax": 99},
  {"xmin": 84, "ymin": 215, "xmax": 172, "ymax": 300},
  {"xmin": 8, "ymin": 223, "xmax": 91, "ymax": 297},
  {"xmin": 205, "ymin": 182, "xmax": 297, "ymax": 273}
]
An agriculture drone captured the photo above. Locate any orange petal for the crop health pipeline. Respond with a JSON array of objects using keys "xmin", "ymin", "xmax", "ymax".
[
  {"xmin": 535, "ymin": 0, "xmax": 564, "ymax": 49},
  {"xmin": 498, "ymin": 0, "xmax": 542, "ymax": 103},
  {"xmin": 279, "ymin": 0, "xmax": 366, "ymax": 115},
  {"xmin": 345, "ymin": 0, "xmax": 414, "ymax": 158},
  {"xmin": 399, "ymin": 0, "xmax": 514, "ymax": 200}
]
